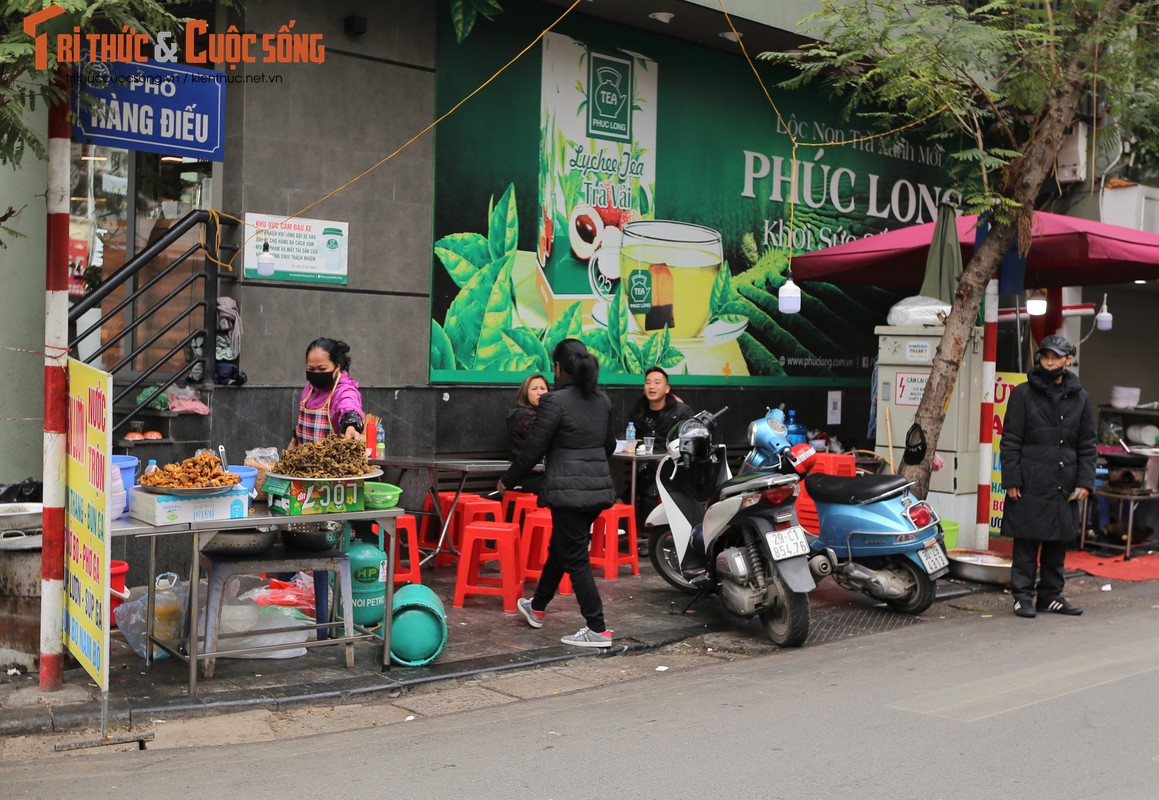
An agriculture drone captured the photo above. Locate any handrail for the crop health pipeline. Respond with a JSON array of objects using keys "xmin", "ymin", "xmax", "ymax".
[
  {"xmin": 69, "ymin": 210, "xmax": 211, "ymax": 320},
  {"xmin": 68, "ymin": 209, "xmax": 226, "ymax": 389}
]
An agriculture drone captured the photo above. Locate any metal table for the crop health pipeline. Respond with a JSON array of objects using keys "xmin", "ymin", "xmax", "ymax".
[
  {"xmin": 1079, "ymin": 487, "xmax": 1159, "ymax": 560},
  {"xmin": 113, "ymin": 504, "xmax": 402, "ymax": 695},
  {"xmin": 371, "ymin": 457, "xmax": 513, "ymax": 565},
  {"xmin": 611, "ymin": 449, "xmax": 668, "ymax": 508}
]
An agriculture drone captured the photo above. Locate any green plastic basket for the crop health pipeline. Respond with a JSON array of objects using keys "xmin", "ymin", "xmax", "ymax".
[{"xmin": 364, "ymin": 481, "xmax": 402, "ymax": 509}]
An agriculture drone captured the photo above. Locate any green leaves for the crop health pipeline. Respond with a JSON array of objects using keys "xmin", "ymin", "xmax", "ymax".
[
  {"xmin": 430, "ymin": 321, "xmax": 456, "ymax": 370},
  {"xmin": 449, "ymin": 0, "xmax": 505, "ymax": 44},
  {"xmin": 434, "ymin": 232, "xmax": 490, "ymax": 289}
]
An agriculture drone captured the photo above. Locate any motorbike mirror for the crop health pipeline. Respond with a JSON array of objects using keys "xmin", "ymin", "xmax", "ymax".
[{"xmin": 708, "ymin": 406, "xmax": 729, "ymax": 424}]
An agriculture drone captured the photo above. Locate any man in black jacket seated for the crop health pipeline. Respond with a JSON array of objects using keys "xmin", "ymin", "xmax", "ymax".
[{"xmin": 627, "ymin": 367, "xmax": 693, "ymax": 539}]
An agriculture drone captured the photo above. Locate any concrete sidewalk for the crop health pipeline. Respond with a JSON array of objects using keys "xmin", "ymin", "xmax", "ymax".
[{"xmin": 0, "ymin": 559, "xmax": 1003, "ymax": 738}]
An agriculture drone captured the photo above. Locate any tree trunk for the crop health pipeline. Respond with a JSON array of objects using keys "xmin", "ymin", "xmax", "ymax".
[{"xmin": 899, "ymin": 0, "xmax": 1129, "ymax": 497}]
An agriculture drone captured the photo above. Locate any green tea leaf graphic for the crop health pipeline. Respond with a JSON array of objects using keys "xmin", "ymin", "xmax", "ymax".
[
  {"xmin": 472, "ymin": 0, "xmax": 505, "ymax": 18},
  {"xmin": 445, "ymin": 256, "xmax": 505, "ymax": 370},
  {"xmin": 624, "ymin": 341, "xmax": 645, "ymax": 374},
  {"xmin": 580, "ymin": 330, "xmax": 620, "ymax": 373},
  {"xmin": 658, "ymin": 345, "xmax": 685, "ymax": 370},
  {"xmin": 435, "ymin": 232, "xmax": 490, "ymax": 289},
  {"xmin": 430, "ymin": 320, "xmax": 457, "ymax": 370},
  {"xmin": 506, "ymin": 326, "xmax": 551, "ymax": 372},
  {"xmin": 474, "ymin": 252, "xmax": 517, "ymax": 369},
  {"xmin": 544, "ymin": 301, "xmax": 582, "ymax": 356},
  {"xmin": 607, "ymin": 289, "xmax": 629, "ymax": 362},
  {"xmin": 642, "ymin": 332, "xmax": 662, "ymax": 371},
  {"xmin": 709, "ymin": 261, "xmax": 737, "ymax": 320},
  {"xmin": 488, "ymin": 183, "xmax": 518, "ymax": 262},
  {"xmin": 450, "ymin": 0, "xmax": 477, "ymax": 43}
]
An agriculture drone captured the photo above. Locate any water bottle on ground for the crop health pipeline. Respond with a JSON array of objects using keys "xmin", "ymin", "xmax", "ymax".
[{"xmin": 152, "ymin": 572, "xmax": 181, "ymax": 659}]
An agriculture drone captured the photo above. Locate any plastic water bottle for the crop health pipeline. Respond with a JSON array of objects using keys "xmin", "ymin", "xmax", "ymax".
[
  {"xmin": 787, "ymin": 410, "xmax": 808, "ymax": 446},
  {"xmin": 143, "ymin": 459, "xmax": 159, "ymax": 476},
  {"xmin": 376, "ymin": 425, "xmax": 386, "ymax": 460},
  {"xmin": 152, "ymin": 572, "xmax": 181, "ymax": 659},
  {"xmin": 625, "ymin": 421, "xmax": 637, "ymax": 451}
]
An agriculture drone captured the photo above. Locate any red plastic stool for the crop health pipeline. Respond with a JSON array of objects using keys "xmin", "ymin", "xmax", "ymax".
[
  {"xmin": 452, "ymin": 520, "xmax": 524, "ymax": 611},
  {"xmin": 590, "ymin": 503, "xmax": 639, "ymax": 579},
  {"xmin": 391, "ymin": 514, "xmax": 422, "ymax": 585},
  {"xmin": 417, "ymin": 491, "xmax": 459, "ymax": 565},
  {"xmin": 502, "ymin": 491, "xmax": 540, "ymax": 528},
  {"xmin": 520, "ymin": 508, "xmax": 572, "ymax": 595}
]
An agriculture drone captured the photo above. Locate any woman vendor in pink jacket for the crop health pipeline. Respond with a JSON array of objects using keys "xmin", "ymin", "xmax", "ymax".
[{"xmin": 290, "ymin": 337, "xmax": 365, "ymax": 446}]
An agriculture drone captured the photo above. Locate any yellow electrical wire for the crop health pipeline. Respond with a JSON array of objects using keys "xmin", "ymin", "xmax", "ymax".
[{"xmin": 205, "ymin": 0, "xmax": 585, "ymax": 273}]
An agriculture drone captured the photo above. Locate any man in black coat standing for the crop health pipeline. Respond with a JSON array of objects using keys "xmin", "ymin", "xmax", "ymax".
[{"xmin": 1000, "ymin": 334, "xmax": 1096, "ymax": 618}]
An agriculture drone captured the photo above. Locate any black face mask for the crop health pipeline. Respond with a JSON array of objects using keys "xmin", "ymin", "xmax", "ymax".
[
  {"xmin": 1040, "ymin": 366, "xmax": 1065, "ymax": 381},
  {"xmin": 306, "ymin": 371, "xmax": 336, "ymax": 390}
]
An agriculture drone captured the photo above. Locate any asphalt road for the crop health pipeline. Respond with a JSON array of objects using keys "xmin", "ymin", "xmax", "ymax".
[{"xmin": 4, "ymin": 579, "xmax": 1159, "ymax": 800}]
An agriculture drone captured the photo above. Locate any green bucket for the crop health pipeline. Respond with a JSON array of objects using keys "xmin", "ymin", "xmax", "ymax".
[
  {"xmin": 388, "ymin": 583, "xmax": 448, "ymax": 667},
  {"xmin": 941, "ymin": 520, "xmax": 960, "ymax": 550}
]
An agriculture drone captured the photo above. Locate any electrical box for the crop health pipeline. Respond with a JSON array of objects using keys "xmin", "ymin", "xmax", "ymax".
[
  {"xmin": 1055, "ymin": 122, "xmax": 1088, "ymax": 184},
  {"xmin": 875, "ymin": 326, "xmax": 982, "ymax": 496}
]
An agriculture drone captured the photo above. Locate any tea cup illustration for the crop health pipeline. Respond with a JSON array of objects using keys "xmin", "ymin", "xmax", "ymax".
[{"xmin": 590, "ymin": 220, "xmax": 722, "ymax": 341}]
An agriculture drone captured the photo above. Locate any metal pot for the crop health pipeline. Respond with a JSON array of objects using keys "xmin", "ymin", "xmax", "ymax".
[
  {"xmin": 0, "ymin": 503, "xmax": 43, "ymax": 532},
  {"xmin": 280, "ymin": 521, "xmax": 344, "ymax": 551},
  {"xmin": 1104, "ymin": 452, "xmax": 1149, "ymax": 469},
  {"xmin": 201, "ymin": 528, "xmax": 277, "ymax": 555},
  {"xmin": 947, "ymin": 548, "xmax": 1012, "ymax": 585}
]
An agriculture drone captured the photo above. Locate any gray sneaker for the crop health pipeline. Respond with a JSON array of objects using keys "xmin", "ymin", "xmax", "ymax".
[
  {"xmin": 560, "ymin": 627, "xmax": 613, "ymax": 648},
  {"xmin": 517, "ymin": 598, "xmax": 544, "ymax": 629}
]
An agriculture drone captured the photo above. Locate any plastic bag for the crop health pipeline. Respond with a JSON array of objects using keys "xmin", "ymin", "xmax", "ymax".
[
  {"xmin": 194, "ymin": 602, "xmax": 309, "ymax": 660},
  {"xmin": 166, "ymin": 385, "xmax": 210, "ymax": 415},
  {"xmin": 886, "ymin": 295, "xmax": 951, "ymax": 326},
  {"xmin": 240, "ymin": 571, "xmax": 329, "ymax": 617},
  {"xmin": 135, "ymin": 386, "xmax": 169, "ymax": 411},
  {"xmin": 113, "ymin": 580, "xmax": 189, "ymax": 660},
  {"xmin": 244, "ymin": 446, "xmax": 280, "ymax": 501}
]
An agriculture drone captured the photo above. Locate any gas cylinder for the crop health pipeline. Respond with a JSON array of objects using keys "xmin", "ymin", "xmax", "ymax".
[{"xmin": 345, "ymin": 528, "xmax": 388, "ymax": 627}]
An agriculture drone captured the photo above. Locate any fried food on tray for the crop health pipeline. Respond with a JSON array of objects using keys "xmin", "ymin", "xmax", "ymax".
[
  {"xmin": 139, "ymin": 452, "xmax": 241, "ymax": 488},
  {"xmin": 272, "ymin": 435, "xmax": 371, "ymax": 478}
]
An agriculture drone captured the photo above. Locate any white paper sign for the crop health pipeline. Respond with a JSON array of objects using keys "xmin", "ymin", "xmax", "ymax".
[{"xmin": 243, "ymin": 212, "xmax": 349, "ymax": 284}]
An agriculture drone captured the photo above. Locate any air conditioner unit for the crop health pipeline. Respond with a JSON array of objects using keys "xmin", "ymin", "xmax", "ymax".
[
  {"xmin": 1055, "ymin": 122, "xmax": 1088, "ymax": 184},
  {"xmin": 1101, "ymin": 182, "xmax": 1159, "ymax": 233}
]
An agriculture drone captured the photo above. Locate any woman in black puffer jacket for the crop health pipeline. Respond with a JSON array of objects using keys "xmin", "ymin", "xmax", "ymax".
[{"xmin": 499, "ymin": 339, "xmax": 617, "ymax": 648}]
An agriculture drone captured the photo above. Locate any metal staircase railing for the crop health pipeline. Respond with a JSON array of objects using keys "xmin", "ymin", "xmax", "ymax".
[{"xmin": 67, "ymin": 209, "xmax": 234, "ymax": 432}]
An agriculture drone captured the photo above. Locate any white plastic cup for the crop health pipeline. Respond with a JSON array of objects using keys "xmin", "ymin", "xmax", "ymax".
[{"xmin": 643, "ymin": 436, "xmax": 655, "ymax": 454}]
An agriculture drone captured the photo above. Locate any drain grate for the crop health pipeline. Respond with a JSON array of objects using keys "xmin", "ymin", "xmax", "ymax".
[{"xmin": 806, "ymin": 605, "xmax": 925, "ymax": 645}]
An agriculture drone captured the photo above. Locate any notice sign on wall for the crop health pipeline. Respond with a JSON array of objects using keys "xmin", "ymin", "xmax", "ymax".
[
  {"xmin": 243, "ymin": 213, "xmax": 350, "ymax": 284},
  {"xmin": 65, "ymin": 358, "xmax": 113, "ymax": 690},
  {"xmin": 894, "ymin": 371, "xmax": 930, "ymax": 406}
]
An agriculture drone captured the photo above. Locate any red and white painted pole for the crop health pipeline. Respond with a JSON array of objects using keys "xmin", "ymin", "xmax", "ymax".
[
  {"xmin": 975, "ymin": 278, "xmax": 999, "ymax": 550},
  {"xmin": 40, "ymin": 73, "xmax": 70, "ymax": 691}
]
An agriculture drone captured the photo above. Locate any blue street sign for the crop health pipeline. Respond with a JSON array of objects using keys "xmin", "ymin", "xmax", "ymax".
[{"xmin": 71, "ymin": 59, "xmax": 225, "ymax": 161}]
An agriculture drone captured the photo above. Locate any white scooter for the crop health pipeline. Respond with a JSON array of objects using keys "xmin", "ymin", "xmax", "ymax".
[{"xmin": 645, "ymin": 408, "xmax": 815, "ymax": 647}]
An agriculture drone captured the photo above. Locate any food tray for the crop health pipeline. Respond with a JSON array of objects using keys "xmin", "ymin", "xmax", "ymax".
[
  {"xmin": 946, "ymin": 548, "xmax": 1012, "ymax": 585},
  {"xmin": 137, "ymin": 484, "xmax": 241, "ymax": 497},
  {"xmin": 264, "ymin": 468, "xmax": 383, "ymax": 482}
]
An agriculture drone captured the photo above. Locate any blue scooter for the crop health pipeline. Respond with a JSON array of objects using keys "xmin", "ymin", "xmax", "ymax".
[{"xmin": 743, "ymin": 408, "xmax": 948, "ymax": 614}]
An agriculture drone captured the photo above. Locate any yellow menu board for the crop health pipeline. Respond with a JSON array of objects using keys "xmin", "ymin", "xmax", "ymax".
[
  {"xmin": 65, "ymin": 358, "xmax": 112, "ymax": 690},
  {"xmin": 989, "ymin": 371, "xmax": 1029, "ymax": 537}
]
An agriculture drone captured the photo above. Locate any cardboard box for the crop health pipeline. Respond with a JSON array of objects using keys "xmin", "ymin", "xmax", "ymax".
[
  {"xmin": 129, "ymin": 485, "xmax": 250, "ymax": 525},
  {"xmin": 262, "ymin": 476, "xmax": 366, "ymax": 516}
]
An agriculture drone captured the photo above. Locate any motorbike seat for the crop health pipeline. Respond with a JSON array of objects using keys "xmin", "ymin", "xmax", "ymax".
[{"xmin": 804, "ymin": 473, "xmax": 911, "ymax": 505}]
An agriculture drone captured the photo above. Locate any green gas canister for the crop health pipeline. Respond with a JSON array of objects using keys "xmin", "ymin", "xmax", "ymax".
[{"xmin": 345, "ymin": 529, "xmax": 388, "ymax": 627}]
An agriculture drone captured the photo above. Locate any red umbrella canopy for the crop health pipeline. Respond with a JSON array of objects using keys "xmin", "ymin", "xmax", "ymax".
[{"xmin": 791, "ymin": 211, "xmax": 1159, "ymax": 289}]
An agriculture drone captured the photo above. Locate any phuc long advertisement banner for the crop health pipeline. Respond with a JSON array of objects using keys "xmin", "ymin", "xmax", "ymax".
[{"xmin": 430, "ymin": 2, "xmax": 956, "ymax": 386}]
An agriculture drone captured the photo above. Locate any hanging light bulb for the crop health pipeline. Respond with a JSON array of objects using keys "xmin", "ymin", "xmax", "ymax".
[
  {"xmin": 256, "ymin": 236, "xmax": 276, "ymax": 277},
  {"xmin": 1025, "ymin": 289, "xmax": 1047, "ymax": 316},
  {"xmin": 1095, "ymin": 292, "xmax": 1113, "ymax": 330},
  {"xmin": 779, "ymin": 270, "xmax": 801, "ymax": 314}
]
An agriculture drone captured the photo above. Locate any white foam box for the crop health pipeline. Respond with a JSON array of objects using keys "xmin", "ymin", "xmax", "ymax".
[{"xmin": 129, "ymin": 485, "xmax": 250, "ymax": 525}]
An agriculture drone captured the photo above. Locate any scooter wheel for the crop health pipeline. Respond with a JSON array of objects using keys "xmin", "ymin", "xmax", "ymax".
[
  {"xmin": 884, "ymin": 557, "xmax": 936, "ymax": 615},
  {"xmin": 759, "ymin": 570, "xmax": 810, "ymax": 648},
  {"xmin": 648, "ymin": 527, "xmax": 697, "ymax": 594}
]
